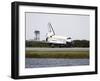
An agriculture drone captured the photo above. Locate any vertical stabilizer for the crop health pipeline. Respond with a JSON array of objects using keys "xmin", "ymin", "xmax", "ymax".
[{"xmin": 48, "ymin": 22, "xmax": 55, "ymax": 35}]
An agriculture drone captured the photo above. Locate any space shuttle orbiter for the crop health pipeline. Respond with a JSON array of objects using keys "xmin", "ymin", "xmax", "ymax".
[{"xmin": 46, "ymin": 22, "xmax": 72, "ymax": 47}]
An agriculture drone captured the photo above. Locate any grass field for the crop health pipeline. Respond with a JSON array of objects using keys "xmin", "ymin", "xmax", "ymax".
[{"xmin": 26, "ymin": 50, "xmax": 89, "ymax": 59}]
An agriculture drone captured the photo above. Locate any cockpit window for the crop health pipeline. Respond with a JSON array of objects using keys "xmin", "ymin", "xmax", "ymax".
[{"xmin": 67, "ymin": 37, "xmax": 71, "ymax": 39}]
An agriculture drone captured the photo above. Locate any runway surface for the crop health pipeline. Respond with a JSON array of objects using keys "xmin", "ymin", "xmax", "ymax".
[{"xmin": 26, "ymin": 47, "xmax": 89, "ymax": 51}]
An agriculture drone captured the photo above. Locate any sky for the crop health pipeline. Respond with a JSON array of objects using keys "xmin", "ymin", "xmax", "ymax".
[{"xmin": 25, "ymin": 12, "xmax": 90, "ymax": 41}]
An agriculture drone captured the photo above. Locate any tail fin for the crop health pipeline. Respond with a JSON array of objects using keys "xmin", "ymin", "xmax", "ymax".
[{"xmin": 48, "ymin": 22, "xmax": 55, "ymax": 35}]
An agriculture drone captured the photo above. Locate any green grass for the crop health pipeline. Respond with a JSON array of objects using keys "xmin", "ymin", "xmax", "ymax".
[{"xmin": 26, "ymin": 51, "xmax": 89, "ymax": 59}]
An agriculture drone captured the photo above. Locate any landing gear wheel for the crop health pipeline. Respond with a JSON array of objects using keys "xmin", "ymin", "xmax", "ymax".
[{"xmin": 66, "ymin": 42, "xmax": 72, "ymax": 47}]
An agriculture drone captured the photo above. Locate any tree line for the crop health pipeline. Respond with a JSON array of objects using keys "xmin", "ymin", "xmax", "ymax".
[
  {"xmin": 26, "ymin": 40, "xmax": 89, "ymax": 47},
  {"xmin": 71, "ymin": 40, "xmax": 89, "ymax": 47}
]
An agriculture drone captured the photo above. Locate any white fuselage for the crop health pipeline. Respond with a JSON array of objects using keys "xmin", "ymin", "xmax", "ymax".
[
  {"xmin": 47, "ymin": 34, "xmax": 71, "ymax": 44},
  {"xmin": 46, "ymin": 23, "xmax": 72, "ymax": 45}
]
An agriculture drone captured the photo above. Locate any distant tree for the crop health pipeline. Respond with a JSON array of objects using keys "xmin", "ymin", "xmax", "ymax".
[{"xmin": 72, "ymin": 40, "xmax": 89, "ymax": 47}]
